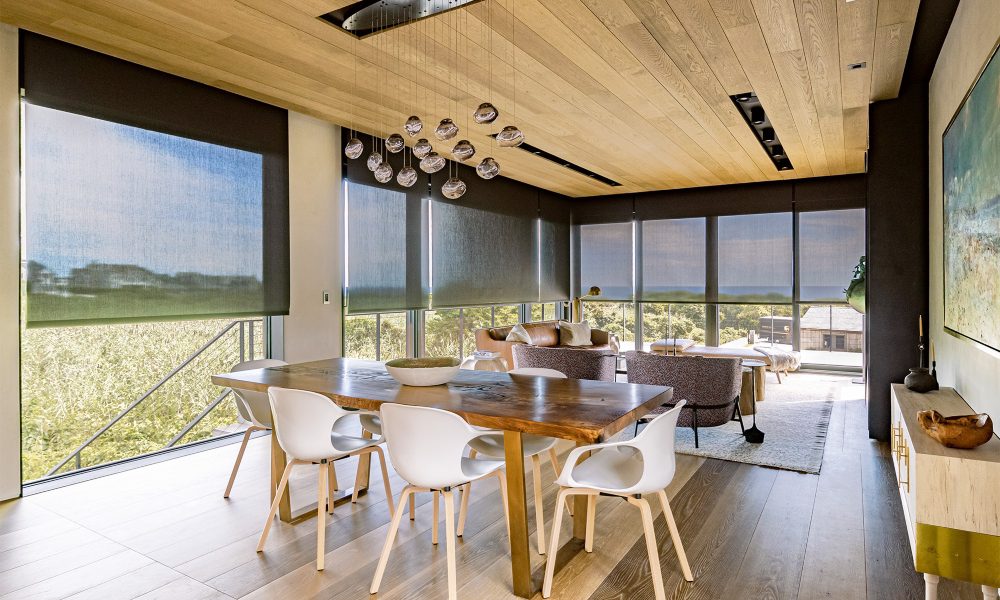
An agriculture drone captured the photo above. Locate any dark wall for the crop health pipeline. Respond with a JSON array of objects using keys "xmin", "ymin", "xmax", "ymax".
[{"xmin": 865, "ymin": 0, "xmax": 958, "ymax": 441}]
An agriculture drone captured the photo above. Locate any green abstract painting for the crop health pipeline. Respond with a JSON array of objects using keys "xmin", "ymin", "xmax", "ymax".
[{"xmin": 943, "ymin": 45, "xmax": 1000, "ymax": 351}]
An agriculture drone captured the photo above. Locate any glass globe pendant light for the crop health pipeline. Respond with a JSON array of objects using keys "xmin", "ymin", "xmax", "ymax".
[
  {"xmin": 386, "ymin": 133, "xmax": 405, "ymax": 154},
  {"xmin": 344, "ymin": 135, "xmax": 364, "ymax": 159},
  {"xmin": 413, "ymin": 138, "xmax": 433, "ymax": 159},
  {"xmin": 374, "ymin": 160, "xmax": 393, "ymax": 183},
  {"xmin": 451, "ymin": 139, "xmax": 476, "ymax": 161},
  {"xmin": 404, "ymin": 116, "xmax": 423, "ymax": 136},
  {"xmin": 476, "ymin": 156, "xmax": 500, "ymax": 179},
  {"xmin": 442, "ymin": 176, "xmax": 467, "ymax": 199},
  {"xmin": 366, "ymin": 150, "xmax": 383, "ymax": 172},
  {"xmin": 473, "ymin": 102, "xmax": 498, "ymax": 124},
  {"xmin": 435, "ymin": 118, "xmax": 459, "ymax": 141},
  {"xmin": 397, "ymin": 165, "xmax": 418, "ymax": 187},
  {"xmin": 496, "ymin": 125, "xmax": 524, "ymax": 147},
  {"xmin": 419, "ymin": 152, "xmax": 446, "ymax": 174}
]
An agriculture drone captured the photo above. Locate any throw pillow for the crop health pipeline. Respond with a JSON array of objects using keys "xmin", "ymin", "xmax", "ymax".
[
  {"xmin": 558, "ymin": 320, "xmax": 593, "ymax": 347},
  {"xmin": 505, "ymin": 323, "xmax": 532, "ymax": 344}
]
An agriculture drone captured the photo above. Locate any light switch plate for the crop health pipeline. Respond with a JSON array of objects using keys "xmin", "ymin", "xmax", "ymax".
[{"xmin": 322, "ymin": 290, "xmax": 330, "ymax": 305}]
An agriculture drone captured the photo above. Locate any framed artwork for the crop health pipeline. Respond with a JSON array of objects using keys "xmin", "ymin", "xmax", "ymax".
[{"xmin": 943, "ymin": 41, "xmax": 1000, "ymax": 351}]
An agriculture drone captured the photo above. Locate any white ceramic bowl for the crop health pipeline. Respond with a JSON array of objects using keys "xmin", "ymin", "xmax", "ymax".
[{"xmin": 384, "ymin": 357, "xmax": 461, "ymax": 387}]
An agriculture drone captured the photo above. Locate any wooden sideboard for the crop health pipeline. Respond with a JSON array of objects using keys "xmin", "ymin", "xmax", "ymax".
[{"xmin": 890, "ymin": 384, "xmax": 1000, "ymax": 600}]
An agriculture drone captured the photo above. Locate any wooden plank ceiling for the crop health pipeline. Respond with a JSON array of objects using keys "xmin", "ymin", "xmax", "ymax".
[{"xmin": 0, "ymin": 0, "xmax": 919, "ymax": 197}]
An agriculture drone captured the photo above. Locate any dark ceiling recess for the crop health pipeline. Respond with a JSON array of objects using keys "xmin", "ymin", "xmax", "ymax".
[
  {"xmin": 320, "ymin": 0, "xmax": 482, "ymax": 38},
  {"xmin": 488, "ymin": 135, "xmax": 622, "ymax": 187},
  {"xmin": 730, "ymin": 92, "xmax": 794, "ymax": 171}
]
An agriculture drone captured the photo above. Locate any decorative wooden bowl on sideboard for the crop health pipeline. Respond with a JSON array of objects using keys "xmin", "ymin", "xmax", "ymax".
[{"xmin": 917, "ymin": 410, "xmax": 994, "ymax": 449}]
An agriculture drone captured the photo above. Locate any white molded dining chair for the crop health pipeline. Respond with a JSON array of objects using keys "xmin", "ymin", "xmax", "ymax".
[
  {"xmin": 542, "ymin": 401, "xmax": 693, "ymax": 600},
  {"xmin": 223, "ymin": 359, "xmax": 287, "ymax": 498},
  {"xmin": 462, "ymin": 367, "xmax": 571, "ymax": 555},
  {"xmin": 370, "ymin": 404, "xmax": 510, "ymax": 600},
  {"xmin": 257, "ymin": 387, "xmax": 394, "ymax": 571}
]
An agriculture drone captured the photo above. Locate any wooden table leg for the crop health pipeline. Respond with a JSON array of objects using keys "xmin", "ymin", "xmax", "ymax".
[
  {"xmin": 503, "ymin": 431, "xmax": 532, "ymax": 598},
  {"xmin": 270, "ymin": 430, "xmax": 292, "ymax": 523}
]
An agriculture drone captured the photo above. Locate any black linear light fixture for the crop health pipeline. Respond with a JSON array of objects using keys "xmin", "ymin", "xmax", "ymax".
[
  {"xmin": 730, "ymin": 92, "xmax": 794, "ymax": 171},
  {"xmin": 489, "ymin": 135, "xmax": 622, "ymax": 187},
  {"xmin": 320, "ymin": 0, "xmax": 482, "ymax": 38}
]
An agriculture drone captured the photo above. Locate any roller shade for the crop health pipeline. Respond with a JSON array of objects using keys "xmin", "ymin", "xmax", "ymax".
[
  {"xmin": 430, "ymin": 171, "xmax": 539, "ymax": 307},
  {"xmin": 539, "ymin": 192, "xmax": 571, "ymax": 302},
  {"xmin": 578, "ymin": 222, "xmax": 634, "ymax": 301},
  {"xmin": 799, "ymin": 209, "xmax": 866, "ymax": 302},
  {"xmin": 640, "ymin": 218, "xmax": 706, "ymax": 302},
  {"xmin": 718, "ymin": 213, "xmax": 793, "ymax": 303},
  {"xmin": 20, "ymin": 33, "xmax": 289, "ymax": 327}
]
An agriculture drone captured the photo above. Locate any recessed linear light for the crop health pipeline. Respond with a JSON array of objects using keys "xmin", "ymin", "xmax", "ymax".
[
  {"xmin": 489, "ymin": 135, "xmax": 622, "ymax": 187},
  {"xmin": 847, "ymin": 61, "xmax": 868, "ymax": 70},
  {"xmin": 730, "ymin": 92, "xmax": 794, "ymax": 172}
]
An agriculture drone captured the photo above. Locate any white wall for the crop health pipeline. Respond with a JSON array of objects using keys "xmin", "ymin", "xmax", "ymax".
[
  {"xmin": 0, "ymin": 24, "xmax": 21, "ymax": 501},
  {"xmin": 282, "ymin": 112, "xmax": 342, "ymax": 362},
  {"xmin": 929, "ymin": 0, "xmax": 1000, "ymax": 417}
]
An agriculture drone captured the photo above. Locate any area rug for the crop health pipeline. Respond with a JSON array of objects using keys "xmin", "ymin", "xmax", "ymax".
[{"xmin": 672, "ymin": 376, "xmax": 836, "ymax": 474}]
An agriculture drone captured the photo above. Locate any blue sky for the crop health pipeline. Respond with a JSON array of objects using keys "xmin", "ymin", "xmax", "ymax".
[{"xmin": 25, "ymin": 104, "xmax": 263, "ymax": 278}]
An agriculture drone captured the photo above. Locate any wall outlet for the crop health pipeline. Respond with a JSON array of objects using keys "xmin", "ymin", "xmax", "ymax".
[{"xmin": 322, "ymin": 290, "xmax": 330, "ymax": 305}]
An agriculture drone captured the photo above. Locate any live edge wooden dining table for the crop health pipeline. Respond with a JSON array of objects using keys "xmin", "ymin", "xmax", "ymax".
[{"xmin": 212, "ymin": 357, "xmax": 672, "ymax": 598}]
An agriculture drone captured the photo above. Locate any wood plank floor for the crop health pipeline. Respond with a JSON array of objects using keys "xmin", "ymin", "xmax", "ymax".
[{"xmin": 0, "ymin": 373, "xmax": 983, "ymax": 599}]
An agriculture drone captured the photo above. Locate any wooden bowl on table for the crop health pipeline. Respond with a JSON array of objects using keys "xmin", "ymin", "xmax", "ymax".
[
  {"xmin": 385, "ymin": 357, "xmax": 461, "ymax": 387},
  {"xmin": 917, "ymin": 410, "xmax": 994, "ymax": 449}
]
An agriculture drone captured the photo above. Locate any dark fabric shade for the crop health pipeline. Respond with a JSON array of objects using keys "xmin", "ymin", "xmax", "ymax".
[
  {"xmin": 799, "ymin": 209, "xmax": 866, "ymax": 302},
  {"xmin": 20, "ymin": 33, "xmax": 289, "ymax": 327},
  {"xmin": 539, "ymin": 192, "xmax": 571, "ymax": 302},
  {"xmin": 718, "ymin": 213, "xmax": 793, "ymax": 303},
  {"xmin": 640, "ymin": 218, "xmax": 706, "ymax": 302},
  {"xmin": 578, "ymin": 222, "xmax": 633, "ymax": 301}
]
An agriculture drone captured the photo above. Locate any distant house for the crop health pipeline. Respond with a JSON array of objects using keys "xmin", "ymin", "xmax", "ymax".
[
  {"xmin": 26, "ymin": 260, "xmax": 56, "ymax": 293},
  {"xmin": 800, "ymin": 306, "xmax": 863, "ymax": 352},
  {"xmin": 70, "ymin": 263, "xmax": 162, "ymax": 289}
]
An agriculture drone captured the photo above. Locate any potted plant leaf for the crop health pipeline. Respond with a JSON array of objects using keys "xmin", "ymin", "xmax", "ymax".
[{"xmin": 845, "ymin": 256, "xmax": 866, "ymax": 314}]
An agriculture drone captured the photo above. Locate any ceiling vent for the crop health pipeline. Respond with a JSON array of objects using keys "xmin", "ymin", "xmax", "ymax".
[{"xmin": 488, "ymin": 135, "xmax": 622, "ymax": 187}]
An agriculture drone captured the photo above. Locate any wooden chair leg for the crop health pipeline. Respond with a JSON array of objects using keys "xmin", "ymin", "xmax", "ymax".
[
  {"xmin": 531, "ymin": 454, "xmax": 546, "ymax": 555},
  {"xmin": 542, "ymin": 488, "xmax": 571, "ymax": 598},
  {"xmin": 223, "ymin": 426, "xmax": 258, "ymax": 498},
  {"xmin": 547, "ymin": 447, "xmax": 573, "ymax": 517},
  {"xmin": 257, "ymin": 460, "xmax": 295, "ymax": 552},
  {"xmin": 351, "ymin": 451, "xmax": 365, "ymax": 504},
  {"xmin": 584, "ymin": 494, "xmax": 596, "ymax": 553},
  {"xmin": 657, "ymin": 489, "xmax": 693, "ymax": 582},
  {"xmin": 494, "ymin": 470, "xmax": 510, "ymax": 535},
  {"xmin": 372, "ymin": 446, "xmax": 396, "ymax": 516},
  {"xmin": 370, "ymin": 486, "xmax": 416, "ymax": 594},
  {"xmin": 409, "ymin": 493, "xmax": 416, "ymax": 520},
  {"xmin": 629, "ymin": 496, "xmax": 666, "ymax": 600},
  {"xmin": 329, "ymin": 460, "xmax": 339, "ymax": 491},
  {"xmin": 457, "ymin": 483, "xmax": 471, "ymax": 537},
  {"xmin": 316, "ymin": 462, "xmax": 327, "ymax": 571},
  {"xmin": 432, "ymin": 491, "xmax": 440, "ymax": 545},
  {"xmin": 442, "ymin": 489, "xmax": 458, "ymax": 600}
]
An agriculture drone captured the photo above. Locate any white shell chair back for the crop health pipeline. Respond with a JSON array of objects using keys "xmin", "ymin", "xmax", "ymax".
[
  {"xmin": 625, "ymin": 401, "xmax": 685, "ymax": 494},
  {"xmin": 380, "ymin": 403, "xmax": 480, "ymax": 489},
  {"xmin": 267, "ymin": 387, "xmax": 359, "ymax": 462},
  {"xmin": 231, "ymin": 359, "xmax": 287, "ymax": 428},
  {"xmin": 509, "ymin": 367, "xmax": 566, "ymax": 378}
]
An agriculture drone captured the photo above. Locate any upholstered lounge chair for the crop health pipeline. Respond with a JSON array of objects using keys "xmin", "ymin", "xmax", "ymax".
[
  {"xmin": 625, "ymin": 351, "xmax": 744, "ymax": 447},
  {"xmin": 512, "ymin": 344, "xmax": 617, "ymax": 382}
]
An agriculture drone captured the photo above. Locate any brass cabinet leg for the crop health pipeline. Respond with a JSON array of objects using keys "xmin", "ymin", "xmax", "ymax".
[{"xmin": 504, "ymin": 431, "xmax": 532, "ymax": 598}]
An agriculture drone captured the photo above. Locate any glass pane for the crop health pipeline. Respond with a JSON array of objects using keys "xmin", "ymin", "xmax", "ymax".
[
  {"xmin": 582, "ymin": 302, "xmax": 635, "ymax": 351},
  {"xmin": 21, "ymin": 318, "xmax": 264, "ymax": 481},
  {"xmin": 344, "ymin": 314, "xmax": 378, "ymax": 360},
  {"xmin": 799, "ymin": 304, "xmax": 864, "ymax": 367},
  {"xmin": 493, "ymin": 304, "xmax": 520, "ymax": 327},
  {"xmin": 799, "ymin": 209, "xmax": 866, "ymax": 302},
  {"xmin": 718, "ymin": 304, "xmax": 794, "ymax": 347},
  {"xmin": 529, "ymin": 302, "xmax": 556, "ymax": 322},
  {"xmin": 462, "ymin": 307, "xmax": 492, "ymax": 359},
  {"xmin": 579, "ymin": 222, "xmax": 633, "ymax": 301},
  {"xmin": 641, "ymin": 303, "xmax": 706, "ymax": 348},
  {"xmin": 378, "ymin": 313, "xmax": 407, "ymax": 361},
  {"xmin": 641, "ymin": 218, "xmax": 706, "ymax": 301},
  {"xmin": 718, "ymin": 213, "xmax": 793, "ymax": 303},
  {"xmin": 423, "ymin": 309, "xmax": 461, "ymax": 358}
]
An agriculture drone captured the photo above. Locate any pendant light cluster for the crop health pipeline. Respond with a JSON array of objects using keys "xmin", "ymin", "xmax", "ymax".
[{"xmin": 343, "ymin": 0, "xmax": 524, "ymax": 198}]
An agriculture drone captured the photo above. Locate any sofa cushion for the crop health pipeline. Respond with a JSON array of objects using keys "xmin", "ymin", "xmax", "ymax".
[
  {"xmin": 558, "ymin": 321, "xmax": 593, "ymax": 347},
  {"xmin": 505, "ymin": 323, "xmax": 532, "ymax": 344},
  {"xmin": 522, "ymin": 322, "xmax": 559, "ymax": 347}
]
